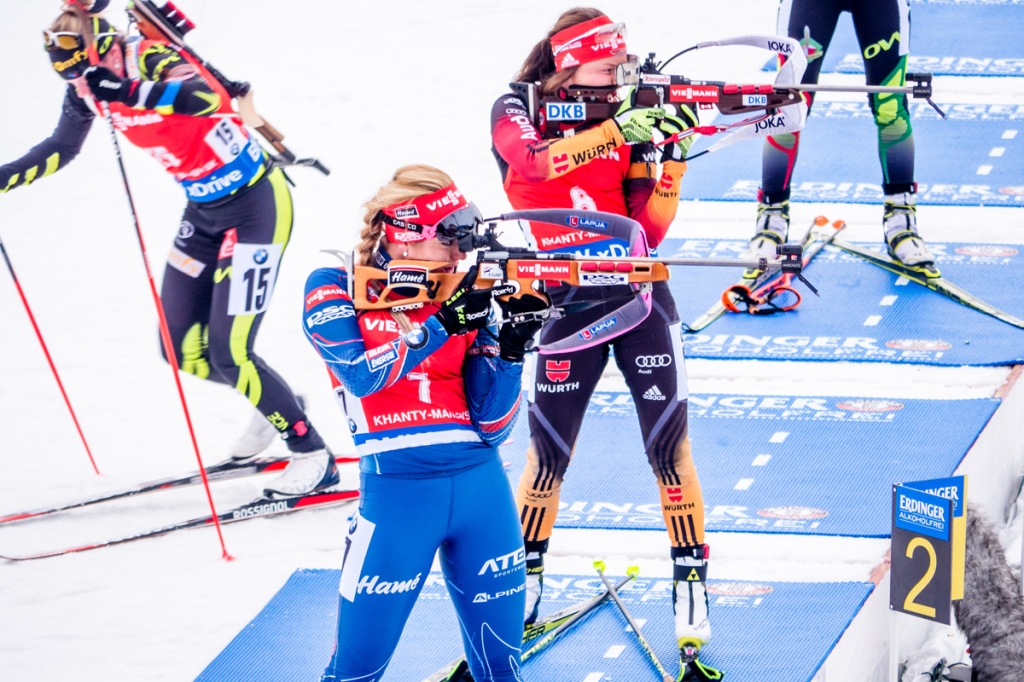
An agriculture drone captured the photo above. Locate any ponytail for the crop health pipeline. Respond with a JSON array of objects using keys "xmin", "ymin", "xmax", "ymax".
[{"xmin": 513, "ymin": 7, "xmax": 606, "ymax": 95}]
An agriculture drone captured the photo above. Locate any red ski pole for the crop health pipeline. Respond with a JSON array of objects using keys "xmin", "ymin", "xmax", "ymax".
[
  {"xmin": 0, "ymin": 232, "xmax": 101, "ymax": 475},
  {"xmin": 97, "ymin": 102, "xmax": 233, "ymax": 561}
]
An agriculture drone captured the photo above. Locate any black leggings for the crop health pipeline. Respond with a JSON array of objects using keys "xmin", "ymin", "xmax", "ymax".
[
  {"xmin": 160, "ymin": 166, "xmax": 322, "ymax": 452},
  {"xmin": 516, "ymin": 283, "xmax": 706, "ymax": 549},
  {"xmin": 763, "ymin": 0, "xmax": 915, "ymax": 202}
]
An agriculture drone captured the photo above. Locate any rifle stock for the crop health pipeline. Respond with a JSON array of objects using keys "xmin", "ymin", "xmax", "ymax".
[{"xmin": 351, "ymin": 258, "xmax": 673, "ymax": 311}]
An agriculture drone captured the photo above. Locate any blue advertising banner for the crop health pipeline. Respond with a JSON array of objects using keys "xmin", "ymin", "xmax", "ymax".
[{"xmin": 894, "ymin": 485, "xmax": 952, "ymax": 541}]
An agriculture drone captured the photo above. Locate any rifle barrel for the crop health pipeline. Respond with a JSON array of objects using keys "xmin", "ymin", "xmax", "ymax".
[
  {"xmin": 785, "ymin": 84, "xmax": 917, "ymax": 95},
  {"xmin": 547, "ymin": 255, "xmax": 790, "ymax": 270}
]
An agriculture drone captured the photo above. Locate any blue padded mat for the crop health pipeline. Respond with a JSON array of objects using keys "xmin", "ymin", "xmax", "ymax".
[
  {"xmin": 501, "ymin": 392, "xmax": 998, "ymax": 537},
  {"xmin": 196, "ymin": 569, "xmax": 873, "ymax": 682},
  {"xmin": 760, "ymin": 0, "xmax": 1024, "ymax": 78},
  {"xmin": 662, "ymin": 238, "xmax": 1024, "ymax": 365},
  {"xmin": 679, "ymin": 101, "xmax": 1024, "ymax": 206}
]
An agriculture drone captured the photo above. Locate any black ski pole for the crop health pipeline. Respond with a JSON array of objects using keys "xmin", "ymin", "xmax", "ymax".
[{"xmin": 0, "ymin": 232, "xmax": 100, "ymax": 475}]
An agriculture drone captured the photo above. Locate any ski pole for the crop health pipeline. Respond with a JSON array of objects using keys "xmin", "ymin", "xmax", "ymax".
[
  {"xmin": 97, "ymin": 102, "xmax": 232, "ymax": 561},
  {"xmin": 595, "ymin": 561, "xmax": 674, "ymax": 682},
  {"xmin": 521, "ymin": 574, "xmax": 632, "ymax": 662},
  {"xmin": 0, "ymin": 232, "xmax": 100, "ymax": 475}
]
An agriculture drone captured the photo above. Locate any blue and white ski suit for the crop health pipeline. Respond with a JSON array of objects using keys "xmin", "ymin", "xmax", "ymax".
[{"xmin": 303, "ymin": 265, "xmax": 526, "ymax": 682}]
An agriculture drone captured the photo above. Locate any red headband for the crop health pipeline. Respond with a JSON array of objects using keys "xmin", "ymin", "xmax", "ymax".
[
  {"xmin": 380, "ymin": 184, "xmax": 469, "ymax": 243},
  {"xmin": 550, "ymin": 16, "xmax": 627, "ymax": 72}
]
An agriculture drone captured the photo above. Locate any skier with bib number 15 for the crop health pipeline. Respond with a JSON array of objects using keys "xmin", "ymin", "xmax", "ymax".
[{"xmin": 0, "ymin": 0, "xmax": 338, "ymax": 497}]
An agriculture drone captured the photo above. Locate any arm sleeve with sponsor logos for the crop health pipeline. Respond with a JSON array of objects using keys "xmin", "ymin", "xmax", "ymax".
[
  {"xmin": 302, "ymin": 267, "xmax": 452, "ymax": 399},
  {"xmin": 463, "ymin": 327, "xmax": 524, "ymax": 446},
  {"xmin": 120, "ymin": 43, "xmax": 222, "ymax": 117},
  {"xmin": 491, "ymin": 94, "xmax": 627, "ymax": 182},
  {"xmin": 0, "ymin": 89, "xmax": 94, "ymax": 194},
  {"xmin": 624, "ymin": 147, "xmax": 686, "ymax": 248}
]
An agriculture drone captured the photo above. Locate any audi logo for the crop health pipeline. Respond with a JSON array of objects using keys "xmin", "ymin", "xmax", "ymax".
[{"xmin": 635, "ymin": 355, "xmax": 672, "ymax": 368}]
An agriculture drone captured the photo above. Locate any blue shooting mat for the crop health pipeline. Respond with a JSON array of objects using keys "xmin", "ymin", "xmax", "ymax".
[
  {"xmin": 758, "ymin": 0, "xmax": 1024, "ymax": 78},
  {"xmin": 500, "ymin": 392, "xmax": 998, "ymax": 538},
  {"xmin": 678, "ymin": 100, "xmax": 1024, "ymax": 207},
  {"xmin": 195, "ymin": 568, "xmax": 874, "ymax": 682},
  {"xmin": 659, "ymin": 237, "xmax": 1024, "ymax": 366}
]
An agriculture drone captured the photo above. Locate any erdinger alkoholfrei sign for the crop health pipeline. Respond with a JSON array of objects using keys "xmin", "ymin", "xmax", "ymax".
[{"xmin": 890, "ymin": 480, "xmax": 960, "ymax": 625}]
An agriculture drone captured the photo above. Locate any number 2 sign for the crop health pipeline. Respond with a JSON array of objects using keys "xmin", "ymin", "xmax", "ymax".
[{"xmin": 890, "ymin": 484, "xmax": 954, "ymax": 624}]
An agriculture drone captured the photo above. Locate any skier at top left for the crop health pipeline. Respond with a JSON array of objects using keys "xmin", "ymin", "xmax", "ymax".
[{"xmin": 0, "ymin": 0, "xmax": 338, "ymax": 498}]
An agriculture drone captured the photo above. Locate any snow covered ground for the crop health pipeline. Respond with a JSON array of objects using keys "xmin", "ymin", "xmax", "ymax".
[{"xmin": 1, "ymin": 1, "xmax": 1021, "ymax": 681}]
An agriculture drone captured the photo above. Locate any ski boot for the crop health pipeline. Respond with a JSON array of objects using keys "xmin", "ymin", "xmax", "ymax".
[
  {"xmin": 523, "ymin": 539, "xmax": 548, "ymax": 625},
  {"xmin": 263, "ymin": 445, "xmax": 339, "ymax": 498},
  {"xmin": 679, "ymin": 645, "xmax": 724, "ymax": 682},
  {"xmin": 441, "ymin": 661, "xmax": 476, "ymax": 682},
  {"xmin": 231, "ymin": 396, "xmax": 306, "ymax": 460},
  {"xmin": 673, "ymin": 544, "xmax": 722, "ymax": 681},
  {"xmin": 883, "ymin": 191, "xmax": 939, "ymax": 277},
  {"xmin": 743, "ymin": 199, "xmax": 790, "ymax": 278}
]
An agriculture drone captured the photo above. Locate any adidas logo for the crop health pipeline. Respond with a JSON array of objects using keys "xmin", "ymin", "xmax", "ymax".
[
  {"xmin": 560, "ymin": 53, "xmax": 580, "ymax": 69},
  {"xmin": 643, "ymin": 385, "xmax": 667, "ymax": 401}
]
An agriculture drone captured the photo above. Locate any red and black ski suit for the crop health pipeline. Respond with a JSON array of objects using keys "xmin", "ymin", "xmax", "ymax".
[
  {"xmin": 0, "ymin": 37, "xmax": 322, "ymax": 452},
  {"xmin": 490, "ymin": 93, "xmax": 706, "ymax": 552}
]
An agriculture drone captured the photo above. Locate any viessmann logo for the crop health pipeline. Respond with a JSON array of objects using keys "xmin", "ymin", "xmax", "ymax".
[
  {"xmin": 515, "ymin": 262, "xmax": 572, "ymax": 278},
  {"xmin": 669, "ymin": 85, "xmax": 719, "ymax": 102},
  {"xmin": 305, "ymin": 286, "xmax": 348, "ymax": 310}
]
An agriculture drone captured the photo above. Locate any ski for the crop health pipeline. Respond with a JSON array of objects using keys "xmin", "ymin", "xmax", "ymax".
[
  {"xmin": 0, "ymin": 454, "xmax": 360, "ymax": 525},
  {"xmin": 421, "ymin": 575, "xmax": 631, "ymax": 682},
  {"xmin": 521, "ymin": 574, "xmax": 631, "ymax": 662},
  {"xmin": 0, "ymin": 487, "xmax": 359, "ymax": 561},
  {"xmin": 683, "ymin": 216, "xmax": 840, "ymax": 332},
  {"xmin": 833, "ymin": 239, "xmax": 1024, "ymax": 330}
]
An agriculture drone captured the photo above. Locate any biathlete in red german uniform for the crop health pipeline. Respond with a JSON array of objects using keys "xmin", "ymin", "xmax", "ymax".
[
  {"xmin": 304, "ymin": 165, "xmax": 545, "ymax": 682},
  {"xmin": 1, "ymin": 1, "xmax": 336, "ymax": 496},
  {"xmin": 490, "ymin": 8, "xmax": 717, "ymax": 674}
]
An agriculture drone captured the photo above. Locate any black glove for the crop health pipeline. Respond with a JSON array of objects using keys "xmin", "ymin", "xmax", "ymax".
[
  {"xmin": 434, "ymin": 267, "xmax": 494, "ymax": 336},
  {"xmin": 84, "ymin": 66, "xmax": 134, "ymax": 103},
  {"xmin": 496, "ymin": 293, "xmax": 550, "ymax": 362}
]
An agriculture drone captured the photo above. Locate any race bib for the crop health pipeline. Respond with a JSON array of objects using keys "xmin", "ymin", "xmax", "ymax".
[
  {"xmin": 227, "ymin": 242, "xmax": 283, "ymax": 316},
  {"xmin": 339, "ymin": 511, "xmax": 376, "ymax": 602},
  {"xmin": 204, "ymin": 119, "xmax": 248, "ymax": 165}
]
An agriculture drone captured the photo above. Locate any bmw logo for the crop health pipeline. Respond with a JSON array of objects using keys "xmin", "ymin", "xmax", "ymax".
[
  {"xmin": 404, "ymin": 327, "xmax": 428, "ymax": 350},
  {"xmin": 348, "ymin": 418, "xmax": 358, "ymax": 434},
  {"xmin": 253, "ymin": 248, "xmax": 269, "ymax": 264},
  {"xmin": 348, "ymin": 515, "xmax": 358, "ymax": 534}
]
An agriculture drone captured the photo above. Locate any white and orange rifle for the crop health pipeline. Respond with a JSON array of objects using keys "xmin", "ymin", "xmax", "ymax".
[{"xmin": 328, "ymin": 209, "xmax": 805, "ymax": 325}]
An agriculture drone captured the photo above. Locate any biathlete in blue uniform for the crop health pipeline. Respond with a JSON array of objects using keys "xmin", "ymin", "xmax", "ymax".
[{"xmin": 304, "ymin": 165, "xmax": 545, "ymax": 682}]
